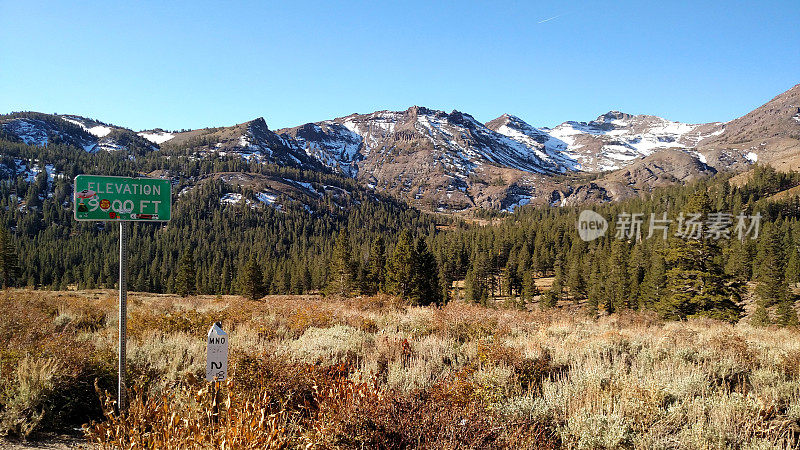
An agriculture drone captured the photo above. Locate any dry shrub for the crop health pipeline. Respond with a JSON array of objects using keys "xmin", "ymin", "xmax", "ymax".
[
  {"xmin": 313, "ymin": 369, "xmax": 561, "ymax": 449},
  {"xmin": 704, "ymin": 331, "xmax": 758, "ymax": 392},
  {"xmin": 232, "ymin": 352, "xmax": 349, "ymax": 416},
  {"xmin": 285, "ymin": 306, "xmax": 335, "ymax": 336},
  {"xmin": 7, "ymin": 289, "xmax": 800, "ymax": 448},
  {"xmin": 288, "ymin": 325, "xmax": 371, "ymax": 365},
  {"xmin": 611, "ymin": 309, "xmax": 661, "ymax": 329},
  {"xmin": 477, "ymin": 341, "xmax": 567, "ymax": 394},
  {"xmin": 345, "ymin": 315, "xmax": 379, "ymax": 333},
  {"xmin": 0, "ymin": 292, "xmax": 115, "ymax": 438},
  {"xmin": 446, "ymin": 317, "xmax": 496, "ymax": 343},
  {"xmin": 87, "ymin": 380, "xmax": 295, "ymax": 449},
  {"xmin": 87, "ymin": 352, "xmax": 358, "ymax": 448},
  {"xmin": 780, "ymin": 350, "xmax": 800, "ymax": 379},
  {"xmin": 54, "ymin": 304, "xmax": 106, "ymax": 333},
  {"xmin": 128, "ymin": 308, "xmax": 227, "ymax": 339}
]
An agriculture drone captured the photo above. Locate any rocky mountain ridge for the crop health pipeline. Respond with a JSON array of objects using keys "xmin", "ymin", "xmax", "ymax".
[{"xmin": 1, "ymin": 83, "xmax": 797, "ymax": 212}]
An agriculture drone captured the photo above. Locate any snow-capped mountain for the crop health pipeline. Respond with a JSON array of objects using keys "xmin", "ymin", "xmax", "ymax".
[
  {"xmin": 278, "ymin": 106, "xmax": 583, "ymax": 210},
  {"xmin": 281, "ymin": 106, "xmax": 569, "ymax": 175},
  {"xmin": 484, "ymin": 114, "xmax": 579, "ymax": 171},
  {"xmin": 279, "ymin": 121, "xmax": 363, "ymax": 177},
  {"xmin": 1, "ymin": 113, "xmax": 97, "ymax": 151},
  {"xmin": 138, "ymin": 129, "xmax": 175, "ymax": 144},
  {"xmin": 0, "ymin": 112, "xmax": 157, "ymax": 155},
  {"xmin": 3, "ymin": 83, "xmax": 798, "ymax": 212},
  {"xmin": 165, "ymin": 117, "xmax": 324, "ymax": 171},
  {"xmin": 538, "ymin": 111, "xmax": 724, "ymax": 171},
  {"xmin": 59, "ymin": 115, "xmax": 157, "ymax": 153}
]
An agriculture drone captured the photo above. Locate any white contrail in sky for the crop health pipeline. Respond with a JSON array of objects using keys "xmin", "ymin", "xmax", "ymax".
[{"xmin": 537, "ymin": 14, "xmax": 564, "ymax": 24}]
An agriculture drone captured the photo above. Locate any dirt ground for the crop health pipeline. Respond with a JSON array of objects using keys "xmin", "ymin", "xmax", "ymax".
[{"xmin": 0, "ymin": 434, "xmax": 94, "ymax": 449}]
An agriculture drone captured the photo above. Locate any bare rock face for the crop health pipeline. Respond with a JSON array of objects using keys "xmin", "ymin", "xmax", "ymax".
[
  {"xmin": 166, "ymin": 118, "xmax": 323, "ymax": 171},
  {"xmin": 600, "ymin": 148, "xmax": 716, "ymax": 192},
  {"xmin": 278, "ymin": 106, "xmax": 572, "ymax": 210},
  {"xmin": 698, "ymin": 83, "xmax": 800, "ymax": 171},
  {"xmin": 537, "ymin": 111, "xmax": 724, "ymax": 172},
  {"xmin": 4, "ymin": 84, "xmax": 799, "ymax": 212}
]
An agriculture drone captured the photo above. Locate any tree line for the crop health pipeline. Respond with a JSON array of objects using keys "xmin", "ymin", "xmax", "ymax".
[{"xmin": 1, "ymin": 131, "xmax": 800, "ymax": 325}]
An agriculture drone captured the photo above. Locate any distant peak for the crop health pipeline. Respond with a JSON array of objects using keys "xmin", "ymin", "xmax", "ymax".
[
  {"xmin": 246, "ymin": 117, "xmax": 269, "ymax": 130},
  {"xmin": 596, "ymin": 110, "xmax": 634, "ymax": 124},
  {"xmin": 406, "ymin": 105, "xmax": 434, "ymax": 116},
  {"xmin": 485, "ymin": 113, "xmax": 531, "ymax": 131}
]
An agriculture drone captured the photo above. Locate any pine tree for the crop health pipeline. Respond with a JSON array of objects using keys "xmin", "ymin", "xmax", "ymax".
[
  {"xmin": 386, "ymin": 230, "xmax": 416, "ymax": 299},
  {"xmin": 175, "ymin": 251, "xmax": 197, "ymax": 297},
  {"xmin": 566, "ymin": 256, "xmax": 586, "ymax": 302},
  {"xmin": 775, "ymin": 300, "xmax": 798, "ymax": 327},
  {"xmin": 566, "ymin": 241, "xmax": 587, "ymax": 302},
  {"xmin": 605, "ymin": 241, "xmax": 629, "ymax": 313},
  {"xmin": 364, "ymin": 236, "xmax": 386, "ymax": 295},
  {"xmin": 659, "ymin": 191, "xmax": 743, "ymax": 322},
  {"xmin": 326, "ymin": 230, "xmax": 356, "ymax": 297},
  {"xmin": 587, "ymin": 258, "xmax": 603, "ymax": 315},
  {"xmin": 724, "ymin": 240, "xmax": 751, "ymax": 281},
  {"xmin": 542, "ymin": 257, "xmax": 564, "ymax": 308},
  {"xmin": 240, "ymin": 256, "xmax": 265, "ymax": 300},
  {"xmin": 410, "ymin": 238, "xmax": 441, "ymax": 305},
  {"xmin": 755, "ymin": 227, "xmax": 790, "ymax": 307},
  {"xmin": 784, "ymin": 247, "xmax": 800, "ymax": 287},
  {"xmin": 639, "ymin": 251, "xmax": 666, "ymax": 310},
  {"xmin": 465, "ymin": 251, "xmax": 490, "ymax": 305},
  {"xmin": 502, "ymin": 258, "xmax": 519, "ymax": 298},
  {"xmin": 627, "ymin": 244, "xmax": 647, "ymax": 307},
  {"xmin": 465, "ymin": 267, "xmax": 489, "ymax": 305},
  {"xmin": 0, "ymin": 228, "xmax": 20, "ymax": 288},
  {"xmin": 521, "ymin": 270, "xmax": 540, "ymax": 304},
  {"xmin": 750, "ymin": 304, "xmax": 771, "ymax": 327},
  {"xmin": 439, "ymin": 264, "xmax": 452, "ymax": 304}
]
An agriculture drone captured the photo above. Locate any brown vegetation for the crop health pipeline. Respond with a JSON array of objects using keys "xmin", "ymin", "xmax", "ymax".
[{"xmin": 2, "ymin": 289, "xmax": 800, "ymax": 448}]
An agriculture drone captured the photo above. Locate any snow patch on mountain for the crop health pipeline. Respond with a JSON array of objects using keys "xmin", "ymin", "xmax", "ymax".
[
  {"xmin": 61, "ymin": 117, "xmax": 112, "ymax": 137},
  {"xmin": 220, "ymin": 193, "xmax": 243, "ymax": 205},
  {"xmin": 138, "ymin": 131, "xmax": 174, "ymax": 144},
  {"xmin": 285, "ymin": 122, "xmax": 362, "ymax": 177},
  {"xmin": 488, "ymin": 114, "xmax": 579, "ymax": 172},
  {"xmin": 2, "ymin": 119, "xmax": 50, "ymax": 146},
  {"xmin": 255, "ymin": 192, "xmax": 278, "ymax": 205},
  {"xmin": 538, "ymin": 112, "xmax": 724, "ymax": 172}
]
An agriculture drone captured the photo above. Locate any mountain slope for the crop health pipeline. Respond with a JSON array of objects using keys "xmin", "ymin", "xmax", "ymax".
[
  {"xmin": 1, "ymin": 112, "xmax": 157, "ymax": 155},
  {"xmin": 537, "ymin": 111, "xmax": 724, "ymax": 172},
  {"xmin": 698, "ymin": 83, "xmax": 800, "ymax": 171},
  {"xmin": 165, "ymin": 118, "xmax": 325, "ymax": 171},
  {"xmin": 2, "ymin": 83, "xmax": 798, "ymax": 212},
  {"xmin": 278, "ymin": 106, "xmax": 577, "ymax": 210}
]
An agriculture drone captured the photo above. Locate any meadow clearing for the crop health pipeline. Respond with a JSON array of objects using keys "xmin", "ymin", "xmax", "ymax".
[{"xmin": 1, "ymin": 289, "xmax": 800, "ymax": 449}]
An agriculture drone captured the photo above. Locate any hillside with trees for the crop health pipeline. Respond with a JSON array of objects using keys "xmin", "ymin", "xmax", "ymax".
[{"xmin": 1, "ymin": 131, "xmax": 800, "ymax": 325}]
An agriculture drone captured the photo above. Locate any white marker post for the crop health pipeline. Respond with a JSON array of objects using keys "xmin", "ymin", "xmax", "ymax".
[
  {"xmin": 206, "ymin": 322, "xmax": 228, "ymax": 424},
  {"xmin": 206, "ymin": 322, "xmax": 229, "ymax": 382}
]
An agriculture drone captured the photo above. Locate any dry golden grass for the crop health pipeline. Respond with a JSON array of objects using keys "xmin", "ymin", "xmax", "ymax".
[{"xmin": 2, "ymin": 289, "xmax": 800, "ymax": 448}]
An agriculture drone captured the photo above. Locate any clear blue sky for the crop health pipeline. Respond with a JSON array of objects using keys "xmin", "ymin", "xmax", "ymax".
[{"xmin": 1, "ymin": 1, "xmax": 798, "ymax": 131}]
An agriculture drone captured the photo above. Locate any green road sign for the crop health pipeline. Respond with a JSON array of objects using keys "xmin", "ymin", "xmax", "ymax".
[{"xmin": 74, "ymin": 175, "xmax": 171, "ymax": 221}]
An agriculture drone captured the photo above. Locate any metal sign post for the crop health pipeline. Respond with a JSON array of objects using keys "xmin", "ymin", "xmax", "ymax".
[
  {"xmin": 118, "ymin": 222, "xmax": 128, "ymax": 411},
  {"xmin": 73, "ymin": 175, "xmax": 172, "ymax": 413}
]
